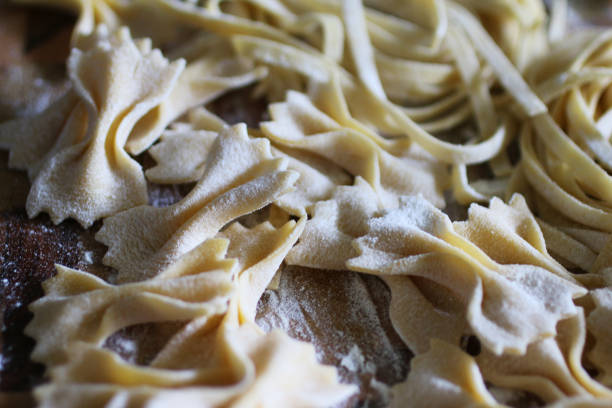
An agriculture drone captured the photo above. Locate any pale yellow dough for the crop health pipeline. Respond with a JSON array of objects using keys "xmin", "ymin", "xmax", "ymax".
[
  {"xmin": 27, "ymin": 237, "xmax": 353, "ymax": 407},
  {"xmin": 2, "ymin": 0, "xmax": 612, "ymax": 407},
  {"xmin": 1, "ymin": 26, "xmax": 185, "ymax": 227},
  {"xmin": 96, "ymin": 123, "xmax": 298, "ymax": 282},
  {"xmin": 348, "ymin": 195, "xmax": 585, "ymax": 355},
  {"xmin": 390, "ymin": 339, "xmax": 501, "ymax": 408}
]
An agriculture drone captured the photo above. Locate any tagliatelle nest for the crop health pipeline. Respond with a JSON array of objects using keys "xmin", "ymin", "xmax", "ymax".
[{"xmin": 1, "ymin": 0, "xmax": 612, "ymax": 407}]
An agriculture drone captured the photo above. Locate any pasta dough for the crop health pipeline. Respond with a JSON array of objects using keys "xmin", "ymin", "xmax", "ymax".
[
  {"xmin": 96, "ymin": 124, "xmax": 299, "ymax": 282},
  {"xmin": 26, "ymin": 239, "xmax": 354, "ymax": 407},
  {"xmin": 390, "ymin": 339, "xmax": 501, "ymax": 408},
  {"xmin": 2, "ymin": 26, "xmax": 185, "ymax": 227},
  {"xmin": 348, "ymin": 195, "xmax": 585, "ymax": 355},
  {"xmin": 2, "ymin": 0, "xmax": 612, "ymax": 407}
]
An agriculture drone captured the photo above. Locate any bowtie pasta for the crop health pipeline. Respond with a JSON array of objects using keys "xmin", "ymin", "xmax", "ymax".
[{"xmin": 1, "ymin": 0, "xmax": 611, "ymax": 407}]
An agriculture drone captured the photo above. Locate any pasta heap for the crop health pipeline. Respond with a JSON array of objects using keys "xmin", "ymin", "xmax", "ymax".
[{"xmin": 1, "ymin": 0, "xmax": 612, "ymax": 406}]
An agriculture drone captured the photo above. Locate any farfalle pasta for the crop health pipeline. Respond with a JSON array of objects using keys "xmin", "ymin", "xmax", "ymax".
[
  {"xmin": 349, "ymin": 209, "xmax": 610, "ymax": 404},
  {"xmin": 383, "ymin": 274, "xmax": 596, "ymax": 405},
  {"xmin": 96, "ymin": 124, "xmax": 298, "ymax": 282},
  {"xmin": 26, "ymin": 242, "xmax": 236, "ymax": 367},
  {"xmin": 344, "ymin": 196, "xmax": 612, "ymax": 405},
  {"xmin": 145, "ymin": 114, "xmax": 352, "ymax": 216},
  {"xmin": 26, "ymin": 237, "xmax": 353, "ymax": 407},
  {"xmin": 2, "ymin": 0, "xmax": 612, "ymax": 407},
  {"xmin": 1, "ymin": 26, "xmax": 185, "ymax": 227},
  {"xmin": 0, "ymin": 24, "xmax": 269, "ymax": 227},
  {"xmin": 348, "ymin": 195, "xmax": 585, "ymax": 355}
]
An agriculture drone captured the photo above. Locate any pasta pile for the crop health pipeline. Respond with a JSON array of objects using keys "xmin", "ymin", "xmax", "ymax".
[{"xmin": 0, "ymin": 0, "xmax": 612, "ymax": 406}]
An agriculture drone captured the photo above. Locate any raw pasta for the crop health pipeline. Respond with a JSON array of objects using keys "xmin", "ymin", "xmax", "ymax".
[
  {"xmin": 26, "ymin": 241, "xmax": 354, "ymax": 407},
  {"xmin": 1, "ymin": 0, "xmax": 612, "ymax": 407},
  {"xmin": 1, "ymin": 26, "xmax": 185, "ymax": 227},
  {"xmin": 95, "ymin": 123, "xmax": 299, "ymax": 282},
  {"xmin": 348, "ymin": 195, "xmax": 585, "ymax": 355}
]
